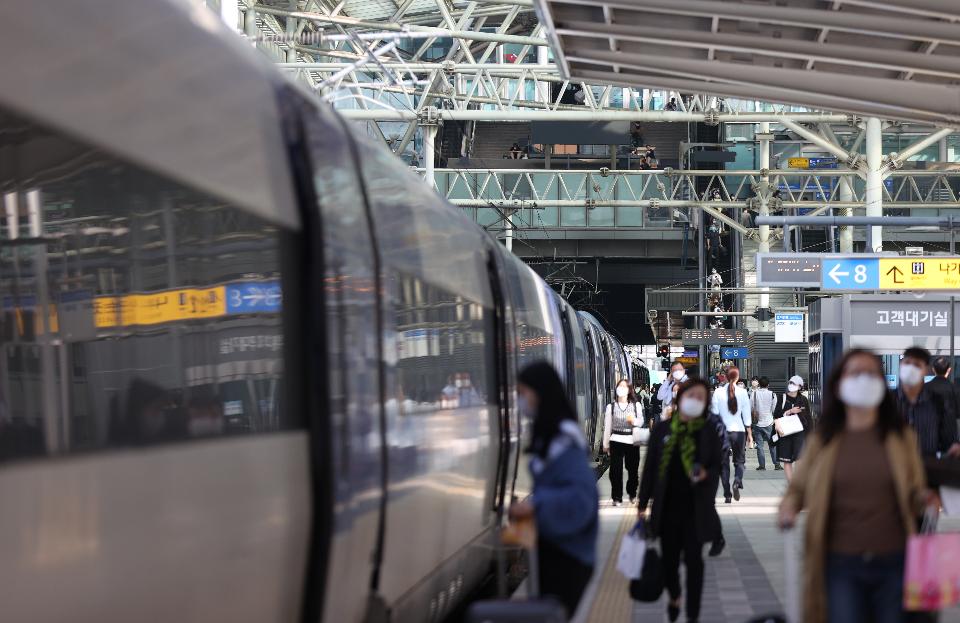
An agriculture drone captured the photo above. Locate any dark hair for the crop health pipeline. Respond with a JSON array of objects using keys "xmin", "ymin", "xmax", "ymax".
[
  {"xmin": 671, "ymin": 360, "xmax": 686, "ymax": 371},
  {"xmin": 726, "ymin": 366, "xmax": 740, "ymax": 413},
  {"xmin": 518, "ymin": 361, "xmax": 578, "ymax": 458},
  {"xmin": 903, "ymin": 347, "xmax": 931, "ymax": 366},
  {"xmin": 615, "ymin": 378, "xmax": 637, "ymax": 404},
  {"xmin": 676, "ymin": 378, "xmax": 711, "ymax": 417},
  {"xmin": 759, "ymin": 376, "xmax": 770, "ymax": 388},
  {"xmin": 818, "ymin": 349, "xmax": 903, "ymax": 444},
  {"xmin": 933, "ymin": 356, "xmax": 952, "ymax": 376}
]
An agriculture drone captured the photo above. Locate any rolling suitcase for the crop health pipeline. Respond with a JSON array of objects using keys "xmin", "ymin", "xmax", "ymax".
[{"xmin": 466, "ymin": 533, "xmax": 568, "ymax": 623}]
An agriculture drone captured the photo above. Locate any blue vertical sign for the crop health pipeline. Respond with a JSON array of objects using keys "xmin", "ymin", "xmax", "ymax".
[{"xmin": 820, "ymin": 257, "xmax": 879, "ymax": 290}]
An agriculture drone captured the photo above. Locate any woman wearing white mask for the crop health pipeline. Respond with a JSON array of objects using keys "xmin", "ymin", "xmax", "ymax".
[
  {"xmin": 773, "ymin": 375, "xmax": 812, "ymax": 482},
  {"xmin": 779, "ymin": 350, "xmax": 930, "ymax": 623},
  {"xmin": 604, "ymin": 379, "xmax": 642, "ymax": 506},
  {"xmin": 639, "ymin": 379, "xmax": 723, "ymax": 623}
]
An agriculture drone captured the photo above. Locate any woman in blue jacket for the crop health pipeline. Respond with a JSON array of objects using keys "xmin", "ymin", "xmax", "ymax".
[{"xmin": 509, "ymin": 362, "xmax": 599, "ymax": 616}]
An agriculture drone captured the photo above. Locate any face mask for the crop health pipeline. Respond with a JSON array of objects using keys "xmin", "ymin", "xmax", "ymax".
[
  {"xmin": 672, "ymin": 370, "xmax": 685, "ymax": 381},
  {"xmin": 616, "ymin": 386, "xmax": 629, "ymax": 398},
  {"xmin": 899, "ymin": 363, "xmax": 924, "ymax": 387},
  {"xmin": 751, "ymin": 381, "xmax": 759, "ymax": 388},
  {"xmin": 839, "ymin": 374, "xmax": 886, "ymax": 408},
  {"xmin": 679, "ymin": 397, "xmax": 706, "ymax": 418},
  {"xmin": 787, "ymin": 383, "xmax": 799, "ymax": 393},
  {"xmin": 455, "ymin": 379, "xmax": 463, "ymax": 388}
]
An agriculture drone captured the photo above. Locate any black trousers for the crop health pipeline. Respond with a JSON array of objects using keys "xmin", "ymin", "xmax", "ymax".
[
  {"xmin": 661, "ymin": 508, "xmax": 705, "ymax": 621},
  {"xmin": 609, "ymin": 441, "xmax": 640, "ymax": 502},
  {"xmin": 538, "ymin": 539, "xmax": 594, "ymax": 617}
]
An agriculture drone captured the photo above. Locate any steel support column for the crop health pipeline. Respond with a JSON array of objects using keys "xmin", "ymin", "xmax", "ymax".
[
  {"xmin": 423, "ymin": 123, "xmax": 438, "ymax": 185},
  {"xmin": 758, "ymin": 121, "xmax": 770, "ymax": 311},
  {"xmin": 221, "ymin": 0, "xmax": 240, "ymax": 31},
  {"xmin": 838, "ymin": 176, "xmax": 854, "ymax": 253},
  {"xmin": 865, "ymin": 116, "xmax": 883, "ymax": 251}
]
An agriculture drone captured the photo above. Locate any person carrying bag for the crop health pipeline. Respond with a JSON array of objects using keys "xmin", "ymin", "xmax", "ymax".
[
  {"xmin": 604, "ymin": 379, "xmax": 643, "ymax": 506},
  {"xmin": 773, "ymin": 376, "xmax": 812, "ymax": 482}
]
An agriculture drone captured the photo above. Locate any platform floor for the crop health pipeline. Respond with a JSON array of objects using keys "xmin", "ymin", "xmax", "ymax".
[{"xmin": 574, "ymin": 445, "xmax": 960, "ymax": 623}]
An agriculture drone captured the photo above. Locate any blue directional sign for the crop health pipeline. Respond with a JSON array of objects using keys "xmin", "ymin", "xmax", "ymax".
[
  {"xmin": 820, "ymin": 257, "xmax": 879, "ymax": 290},
  {"xmin": 720, "ymin": 347, "xmax": 749, "ymax": 359},
  {"xmin": 225, "ymin": 281, "xmax": 282, "ymax": 314}
]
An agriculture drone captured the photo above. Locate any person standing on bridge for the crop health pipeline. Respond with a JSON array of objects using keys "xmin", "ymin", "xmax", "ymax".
[
  {"xmin": 509, "ymin": 362, "xmax": 598, "ymax": 617},
  {"xmin": 779, "ymin": 349, "xmax": 931, "ymax": 623},
  {"xmin": 639, "ymin": 379, "xmax": 722, "ymax": 623}
]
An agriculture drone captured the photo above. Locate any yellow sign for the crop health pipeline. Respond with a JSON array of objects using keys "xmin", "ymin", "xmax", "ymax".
[
  {"xmin": 878, "ymin": 258, "xmax": 960, "ymax": 290},
  {"xmin": 94, "ymin": 286, "xmax": 226, "ymax": 328},
  {"xmin": 676, "ymin": 356, "xmax": 699, "ymax": 365},
  {"xmin": 787, "ymin": 157, "xmax": 810, "ymax": 169}
]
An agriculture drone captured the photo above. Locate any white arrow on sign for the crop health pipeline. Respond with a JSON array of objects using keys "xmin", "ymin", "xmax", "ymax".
[
  {"xmin": 828, "ymin": 263, "xmax": 849, "ymax": 285},
  {"xmin": 242, "ymin": 288, "xmax": 266, "ymax": 305}
]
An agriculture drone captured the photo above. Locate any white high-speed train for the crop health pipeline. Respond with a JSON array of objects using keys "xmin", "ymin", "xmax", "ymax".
[{"xmin": 0, "ymin": 2, "xmax": 634, "ymax": 621}]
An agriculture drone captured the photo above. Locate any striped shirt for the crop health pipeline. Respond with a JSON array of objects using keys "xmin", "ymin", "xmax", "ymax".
[{"xmin": 898, "ymin": 386, "xmax": 955, "ymax": 458}]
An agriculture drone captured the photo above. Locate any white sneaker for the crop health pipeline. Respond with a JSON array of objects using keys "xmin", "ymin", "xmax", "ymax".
[
  {"xmin": 629, "ymin": 496, "xmax": 637, "ymax": 505},
  {"xmin": 611, "ymin": 500, "xmax": 621, "ymax": 507}
]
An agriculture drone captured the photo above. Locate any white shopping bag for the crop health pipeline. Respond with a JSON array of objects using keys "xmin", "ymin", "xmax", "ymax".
[{"xmin": 616, "ymin": 521, "xmax": 647, "ymax": 580}]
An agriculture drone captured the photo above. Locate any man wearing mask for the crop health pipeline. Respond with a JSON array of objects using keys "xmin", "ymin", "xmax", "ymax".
[
  {"xmin": 657, "ymin": 361, "xmax": 688, "ymax": 422},
  {"xmin": 897, "ymin": 347, "xmax": 958, "ymax": 458}
]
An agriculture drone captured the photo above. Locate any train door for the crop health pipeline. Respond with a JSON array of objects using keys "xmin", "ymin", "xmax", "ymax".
[
  {"xmin": 557, "ymin": 301, "xmax": 577, "ymax": 408},
  {"xmin": 487, "ymin": 251, "xmax": 512, "ymax": 518}
]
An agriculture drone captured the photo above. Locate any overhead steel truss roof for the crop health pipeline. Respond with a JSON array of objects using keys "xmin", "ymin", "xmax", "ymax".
[{"xmin": 532, "ymin": 0, "xmax": 960, "ymax": 127}]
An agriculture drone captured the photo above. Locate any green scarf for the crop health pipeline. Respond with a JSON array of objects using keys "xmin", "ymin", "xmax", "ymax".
[{"xmin": 659, "ymin": 415, "xmax": 705, "ymax": 479}]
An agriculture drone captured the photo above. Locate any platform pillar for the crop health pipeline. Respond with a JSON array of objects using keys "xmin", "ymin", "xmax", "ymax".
[{"xmin": 865, "ymin": 116, "xmax": 883, "ymax": 251}]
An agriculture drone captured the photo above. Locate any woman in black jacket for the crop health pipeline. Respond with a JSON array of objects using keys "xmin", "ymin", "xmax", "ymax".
[
  {"xmin": 772, "ymin": 375, "xmax": 812, "ymax": 482},
  {"xmin": 638, "ymin": 379, "xmax": 723, "ymax": 623}
]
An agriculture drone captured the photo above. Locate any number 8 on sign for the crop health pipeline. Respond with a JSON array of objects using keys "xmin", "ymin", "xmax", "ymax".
[{"xmin": 854, "ymin": 264, "xmax": 868, "ymax": 284}]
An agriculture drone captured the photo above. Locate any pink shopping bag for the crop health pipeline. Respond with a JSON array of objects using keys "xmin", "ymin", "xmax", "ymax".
[{"xmin": 904, "ymin": 532, "xmax": 960, "ymax": 611}]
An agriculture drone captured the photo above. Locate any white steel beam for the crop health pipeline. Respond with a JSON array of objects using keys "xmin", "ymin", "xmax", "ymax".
[
  {"xmin": 883, "ymin": 127, "xmax": 955, "ymax": 175},
  {"xmin": 342, "ymin": 109, "xmax": 850, "ymax": 122},
  {"xmin": 779, "ymin": 118, "xmax": 862, "ymax": 173},
  {"xmin": 563, "ymin": 0, "xmax": 960, "ymax": 46},
  {"xmin": 253, "ymin": 6, "xmax": 547, "ymax": 46}
]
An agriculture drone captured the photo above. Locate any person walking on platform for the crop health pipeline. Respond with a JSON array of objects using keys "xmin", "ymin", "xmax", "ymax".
[
  {"xmin": 773, "ymin": 375, "xmax": 811, "ymax": 482},
  {"xmin": 779, "ymin": 349, "xmax": 932, "ymax": 623},
  {"xmin": 712, "ymin": 366, "xmax": 752, "ymax": 503},
  {"xmin": 603, "ymin": 379, "xmax": 642, "ymax": 506},
  {"xmin": 751, "ymin": 377, "xmax": 781, "ymax": 471},
  {"xmin": 658, "ymin": 361, "xmax": 689, "ymax": 422},
  {"xmin": 897, "ymin": 347, "xmax": 958, "ymax": 459},
  {"xmin": 639, "ymin": 379, "xmax": 723, "ymax": 623},
  {"xmin": 509, "ymin": 362, "xmax": 598, "ymax": 617}
]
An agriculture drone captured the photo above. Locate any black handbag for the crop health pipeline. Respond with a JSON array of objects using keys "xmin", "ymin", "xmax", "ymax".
[{"xmin": 628, "ymin": 544, "xmax": 663, "ymax": 602}]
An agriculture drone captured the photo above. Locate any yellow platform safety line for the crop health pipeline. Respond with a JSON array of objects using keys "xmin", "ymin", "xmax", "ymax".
[{"xmin": 587, "ymin": 510, "xmax": 636, "ymax": 623}]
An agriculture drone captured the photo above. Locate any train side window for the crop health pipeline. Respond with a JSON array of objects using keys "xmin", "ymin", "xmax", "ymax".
[
  {"xmin": 0, "ymin": 106, "xmax": 301, "ymax": 463},
  {"xmin": 391, "ymin": 272, "xmax": 495, "ymax": 412}
]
